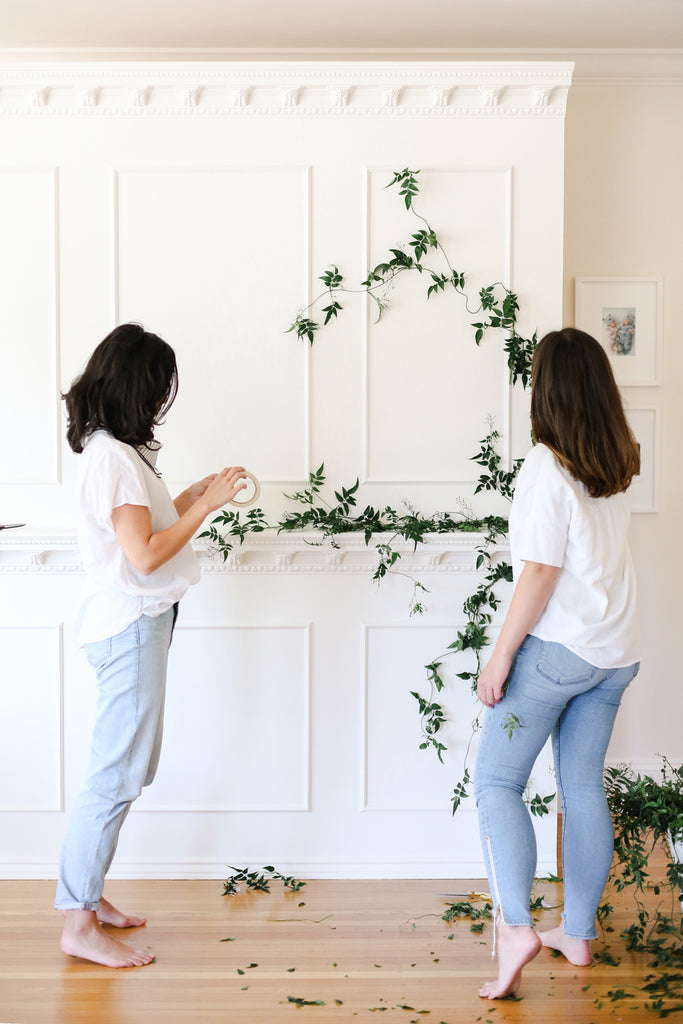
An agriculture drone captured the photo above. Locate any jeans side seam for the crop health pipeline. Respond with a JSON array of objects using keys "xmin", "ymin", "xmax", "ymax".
[{"xmin": 485, "ymin": 834, "xmax": 504, "ymax": 959}]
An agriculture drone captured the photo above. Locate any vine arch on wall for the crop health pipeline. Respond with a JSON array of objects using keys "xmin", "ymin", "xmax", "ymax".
[{"xmin": 204, "ymin": 167, "xmax": 549, "ymax": 815}]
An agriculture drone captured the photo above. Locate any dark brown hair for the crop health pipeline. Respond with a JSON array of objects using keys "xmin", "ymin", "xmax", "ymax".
[
  {"xmin": 63, "ymin": 323, "xmax": 178, "ymax": 453},
  {"xmin": 531, "ymin": 327, "xmax": 640, "ymax": 498}
]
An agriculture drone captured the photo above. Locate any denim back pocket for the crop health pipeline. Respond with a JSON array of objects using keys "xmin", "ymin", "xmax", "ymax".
[{"xmin": 536, "ymin": 640, "xmax": 596, "ymax": 686}]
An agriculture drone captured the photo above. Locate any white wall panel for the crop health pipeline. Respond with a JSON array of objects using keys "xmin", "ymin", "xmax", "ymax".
[
  {"xmin": 364, "ymin": 168, "xmax": 511, "ymax": 483},
  {"xmin": 0, "ymin": 625, "xmax": 63, "ymax": 811},
  {"xmin": 134, "ymin": 624, "xmax": 310, "ymax": 812},
  {"xmin": 364, "ymin": 623, "xmax": 482, "ymax": 811},
  {"xmin": 0, "ymin": 62, "xmax": 570, "ymax": 878},
  {"xmin": 114, "ymin": 167, "xmax": 310, "ymax": 483},
  {"xmin": 364, "ymin": 623, "xmax": 555, "ymax": 813},
  {"xmin": 0, "ymin": 167, "xmax": 59, "ymax": 484}
]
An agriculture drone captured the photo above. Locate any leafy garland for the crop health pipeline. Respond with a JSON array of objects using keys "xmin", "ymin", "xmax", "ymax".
[
  {"xmin": 223, "ymin": 865, "xmax": 306, "ymax": 895},
  {"xmin": 209, "ymin": 171, "xmax": 682, "ymax": 1015},
  {"xmin": 202, "ymin": 168, "xmax": 547, "ymax": 816}
]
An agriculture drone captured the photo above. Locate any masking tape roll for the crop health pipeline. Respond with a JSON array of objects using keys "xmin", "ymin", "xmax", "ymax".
[{"xmin": 227, "ymin": 470, "xmax": 260, "ymax": 508}]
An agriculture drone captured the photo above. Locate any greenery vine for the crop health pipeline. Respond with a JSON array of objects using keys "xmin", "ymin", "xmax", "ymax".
[
  {"xmin": 206, "ymin": 168, "xmax": 544, "ymax": 813},
  {"xmin": 286, "ymin": 169, "xmax": 543, "ymax": 809},
  {"xmin": 209, "ymin": 171, "xmax": 681, "ymax": 1014},
  {"xmin": 222, "ymin": 865, "xmax": 307, "ymax": 896}
]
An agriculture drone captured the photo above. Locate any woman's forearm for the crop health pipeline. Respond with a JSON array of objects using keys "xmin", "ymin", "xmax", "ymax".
[
  {"xmin": 112, "ymin": 466, "xmax": 247, "ymax": 575},
  {"xmin": 112, "ymin": 500, "xmax": 212, "ymax": 575},
  {"xmin": 495, "ymin": 561, "xmax": 560, "ymax": 659},
  {"xmin": 476, "ymin": 560, "xmax": 560, "ymax": 707}
]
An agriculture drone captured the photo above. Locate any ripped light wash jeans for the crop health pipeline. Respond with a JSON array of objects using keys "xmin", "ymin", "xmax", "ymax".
[
  {"xmin": 55, "ymin": 606, "xmax": 176, "ymax": 911},
  {"xmin": 474, "ymin": 634, "xmax": 639, "ymax": 940}
]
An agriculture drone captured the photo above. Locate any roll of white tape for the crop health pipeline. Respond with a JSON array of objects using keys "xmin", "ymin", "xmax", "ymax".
[{"xmin": 228, "ymin": 470, "xmax": 261, "ymax": 508}]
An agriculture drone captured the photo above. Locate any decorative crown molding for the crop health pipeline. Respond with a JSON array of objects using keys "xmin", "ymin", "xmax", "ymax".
[
  {"xmin": 0, "ymin": 531, "xmax": 509, "ymax": 575},
  {"xmin": 0, "ymin": 61, "xmax": 573, "ymax": 118}
]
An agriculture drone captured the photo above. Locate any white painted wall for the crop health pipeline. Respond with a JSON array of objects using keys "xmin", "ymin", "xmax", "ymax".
[
  {"xmin": 0, "ymin": 61, "xmax": 570, "ymax": 878},
  {"xmin": 563, "ymin": 80, "xmax": 683, "ymax": 774}
]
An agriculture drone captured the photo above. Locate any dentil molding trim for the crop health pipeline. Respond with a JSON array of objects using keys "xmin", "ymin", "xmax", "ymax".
[
  {"xmin": 0, "ymin": 61, "xmax": 573, "ymax": 117},
  {"xmin": 0, "ymin": 530, "xmax": 509, "ymax": 574}
]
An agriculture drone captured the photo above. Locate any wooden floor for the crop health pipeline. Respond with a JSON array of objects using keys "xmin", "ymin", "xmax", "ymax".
[{"xmin": 0, "ymin": 853, "xmax": 678, "ymax": 1024}]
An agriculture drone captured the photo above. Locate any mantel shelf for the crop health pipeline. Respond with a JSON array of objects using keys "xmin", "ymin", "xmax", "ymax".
[{"xmin": 0, "ymin": 528, "xmax": 509, "ymax": 574}]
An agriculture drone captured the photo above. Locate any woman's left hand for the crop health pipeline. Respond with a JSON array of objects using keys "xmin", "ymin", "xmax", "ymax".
[{"xmin": 186, "ymin": 475, "xmax": 218, "ymax": 503}]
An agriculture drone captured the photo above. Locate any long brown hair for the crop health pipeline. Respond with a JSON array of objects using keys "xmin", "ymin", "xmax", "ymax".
[
  {"xmin": 64, "ymin": 323, "xmax": 178, "ymax": 454},
  {"xmin": 531, "ymin": 328, "xmax": 640, "ymax": 498}
]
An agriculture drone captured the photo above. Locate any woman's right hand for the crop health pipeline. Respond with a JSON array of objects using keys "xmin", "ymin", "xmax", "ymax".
[
  {"xmin": 476, "ymin": 651, "xmax": 512, "ymax": 708},
  {"xmin": 200, "ymin": 467, "xmax": 248, "ymax": 514}
]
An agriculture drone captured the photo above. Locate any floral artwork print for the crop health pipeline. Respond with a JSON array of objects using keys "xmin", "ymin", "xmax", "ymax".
[{"xmin": 602, "ymin": 307, "xmax": 636, "ymax": 356}]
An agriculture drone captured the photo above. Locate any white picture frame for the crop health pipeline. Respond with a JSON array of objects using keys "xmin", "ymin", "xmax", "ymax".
[
  {"xmin": 625, "ymin": 407, "xmax": 660, "ymax": 514},
  {"xmin": 575, "ymin": 277, "xmax": 663, "ymax": 386}
]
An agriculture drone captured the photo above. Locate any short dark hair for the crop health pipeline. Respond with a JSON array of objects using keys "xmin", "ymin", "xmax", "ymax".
[
  {"xmin": 63, "ymin": 323, "xmax": 178, "ymax": 453},
  {"xmin": 531, "ymin": 327, "xmax": 640, "ymax": 498}
]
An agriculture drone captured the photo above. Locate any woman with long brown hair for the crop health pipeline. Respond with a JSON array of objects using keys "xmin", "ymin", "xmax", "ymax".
[{"xmin": 473, "ymin": 327, "xmax": 641, "ymax": 999}]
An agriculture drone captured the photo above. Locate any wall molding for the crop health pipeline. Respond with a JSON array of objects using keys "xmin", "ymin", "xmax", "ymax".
[
  {"xmin": 0, "ymin": 624, "xmax": 64, "ymax": 812},
  {"xmin": 361, "ymin": 164, "xmax": 514, "ymax": 485},
  {"xmin": 0, "ymin": 50, "xmax": 680, "ymax": 84},
  {"xmin": 134, "ymin": 622, "xmax": 312, "ymax": 813},
  {"xmin": 0, "ymin": 166, "xmax": 62, "ymax": 486},
  {"xmin": 0, "ymin": 531, "xmax": 510, "ymax": 574},
  {"xmin": 0, "ymin": 61, "xmax": 573, "ymax": 117}
]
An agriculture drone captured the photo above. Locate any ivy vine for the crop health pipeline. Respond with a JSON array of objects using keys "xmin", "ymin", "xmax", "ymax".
[
  {"xmin": 204, "ymin": 168, "xmax": 543, "ymax": 812},
  {"xmin": 208, "ymin": 170, "xmax": 681, "ymax": 1014}
]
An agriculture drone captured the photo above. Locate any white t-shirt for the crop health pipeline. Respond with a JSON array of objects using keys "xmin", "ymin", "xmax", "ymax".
[
  {"xmin": 509, "ymin": 443, "xmax": 639, "ymax": 668},
  {"xmin": 75, "ymin": 430, "xmax": 200, "ymax": 645}
]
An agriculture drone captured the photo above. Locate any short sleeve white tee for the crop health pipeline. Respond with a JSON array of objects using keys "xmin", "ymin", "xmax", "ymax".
[
  {"xmin": 508, "ymin": 443, "xmax": 639, "ymax": 668},
  {"xmin": 74, "ymin": 430, "xmax": 200, "ymax": 644}
]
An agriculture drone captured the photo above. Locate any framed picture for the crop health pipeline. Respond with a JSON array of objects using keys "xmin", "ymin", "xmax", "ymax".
[
  {"xmin": 575, "ymin": 277, "xmax": 663, "ymax": 386},
  {"xmin": 625, "ymin": 407, "xmax": 660, "ymax": 514}
]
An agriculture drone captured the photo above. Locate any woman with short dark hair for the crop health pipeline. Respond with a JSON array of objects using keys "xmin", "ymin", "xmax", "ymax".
[{"xmin": 56, "ymin": 323, "xmax": 247, "ymax": 968}]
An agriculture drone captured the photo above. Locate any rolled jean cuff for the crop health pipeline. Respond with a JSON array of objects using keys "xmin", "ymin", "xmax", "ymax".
[
  {"xmin": 54, "ymin": 899, "xmax": 101, "ymax": 912},
  {"xmin": 561, "ymin": 912, "xmax": 597, "ymax": 941}
]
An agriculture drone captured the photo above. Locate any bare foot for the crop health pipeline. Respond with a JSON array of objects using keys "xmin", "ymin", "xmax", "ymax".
[
  {"xmin": 478, "ymin": 923, "xmax": 542, "ymax": 999},
  {"xmin": 61, "ymin": 910, "xmax": 155, "ymax": 968},
  {"xmin": 97, "ymin": 897, "xmax": 146, "ymax": 929},
  {"xmin": 538, "ymin": 922, "xmax": 592, "ymax": 965}
]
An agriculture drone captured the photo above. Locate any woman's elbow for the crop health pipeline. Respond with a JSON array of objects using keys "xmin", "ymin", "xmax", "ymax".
[
  {"xmin": 137, "ymin": 561, "xmax": 158, "ymax": 577},
  {"xmin": 124, "ymin": 550, "xmax": 161, "ymax": 576}
]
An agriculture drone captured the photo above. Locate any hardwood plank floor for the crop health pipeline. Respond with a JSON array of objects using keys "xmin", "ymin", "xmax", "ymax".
[{"xmin": 0, "ymin": 853, "xmax": 679, "ymax": 1023}]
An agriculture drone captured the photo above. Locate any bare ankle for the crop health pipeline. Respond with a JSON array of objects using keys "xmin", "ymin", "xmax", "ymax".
[{"xmin": 62, "ymin": 909, "xmax": 98, "ymax": 934}]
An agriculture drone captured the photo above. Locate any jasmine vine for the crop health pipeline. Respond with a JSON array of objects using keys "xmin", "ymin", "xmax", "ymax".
[{"xmin": 207, "ymin": 169, "xmax": 540, "ymax": 813}]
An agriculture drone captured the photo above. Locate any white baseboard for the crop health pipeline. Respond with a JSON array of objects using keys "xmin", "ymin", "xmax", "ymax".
[{"xmin": 0, "ymin": 857, "xmax": 558, "ymax": 882}]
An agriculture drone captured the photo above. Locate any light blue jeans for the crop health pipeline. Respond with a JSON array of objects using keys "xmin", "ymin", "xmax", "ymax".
[
  {"xmin": 55, "ymin": 607, "xmax": 176, "ymax": 911},
  {"xmin": 474, "ymin": 634, "xmax": 639, "ymax": 939}
]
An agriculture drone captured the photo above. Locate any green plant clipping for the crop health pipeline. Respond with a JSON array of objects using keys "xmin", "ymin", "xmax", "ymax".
[
  {"xmin": 286, "ymin": 996, "xmax": 326, "ymax": 1007},
  {"xmin": 222, "ymin": 865, "xmax": 306, "ymax": 896}
]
